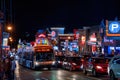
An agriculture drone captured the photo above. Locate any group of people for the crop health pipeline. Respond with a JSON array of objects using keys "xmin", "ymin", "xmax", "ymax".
[{"xmin": 0, "ymin": 50, "xmax": 16, "ymax": 80}]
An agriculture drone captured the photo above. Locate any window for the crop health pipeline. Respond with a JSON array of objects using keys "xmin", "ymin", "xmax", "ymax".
[{"xmin": 113, "ymin": 57, "xmax": 120, "ymax": 63}]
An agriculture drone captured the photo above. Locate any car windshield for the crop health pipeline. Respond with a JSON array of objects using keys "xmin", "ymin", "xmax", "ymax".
[
  {"xmin": 113, "ymin": 57, "xmax": 120, "ymax": 64},
  {"xmin": 69, "ymin": 57, "xmax": 81, "ymax": 62},
  {"xmin": 36, "ymin": 52, "xmax": 54, "ymax": 61},
  {"xmin": 94, "ymin": 58, "xmax": 107, "ymax": 63}
]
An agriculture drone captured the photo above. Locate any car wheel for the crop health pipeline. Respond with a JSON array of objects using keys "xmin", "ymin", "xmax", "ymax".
[
  {"xmin": 31, "ymin": 63, "xmax": 36, "ymax": 70},
  {"xmin": 83, "ymin": 67, "xmax": 87, "ymax": 75},
  {"xmin": 48, "ymin": 67, "xmax": 51, "ymax": 70},
  {"xmin": 92, "ymin": 69, "xmax": 97, "ymax": 76},
  {"xmin": 110, "ymin": 70, "xmax": 118, "ymax": 80},
  {"xmin": 69, "ymin": 66, "xmax": 72, "ymax": 71},
  {"xmin": 62, "ymin": 65, "xmax": 65, "ymax": 69}
]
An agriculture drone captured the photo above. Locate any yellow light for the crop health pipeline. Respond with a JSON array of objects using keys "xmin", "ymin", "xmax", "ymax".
[
  {"xmin": 10, "ymin": 39, "xmax": 13, "ymax": 42},
  {"xmin": 9, "ymin": 37, "xmax": 12, "ymax": 40},
  {"xmin": 9, "ymin": 37, "xmax": 13, "ymax": 42},
  {"xmin": 7, "ymin": 26, "xmax": 12, "ymax": 31},
  {"xmin": 68, "ymin": 36, "xmax": 71, "ymax": 39}
]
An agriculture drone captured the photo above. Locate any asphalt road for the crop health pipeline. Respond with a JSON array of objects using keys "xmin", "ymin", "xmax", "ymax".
[{"xmin": 15, "ymin": 61, "xmax": 110, "ymax": 80}]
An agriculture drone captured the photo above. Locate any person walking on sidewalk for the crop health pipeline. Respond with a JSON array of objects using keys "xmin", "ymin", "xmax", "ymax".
[
  {"xmin": 11, "ymin": 56, "xmax": 16, "ymax": 80},
  {"xmin": 4, "ymin": 56, "xmax": 12, "ymax": 80},
  {"xmin": 0, "ymin": 58, "xmax": 4, "ymax": 80}
]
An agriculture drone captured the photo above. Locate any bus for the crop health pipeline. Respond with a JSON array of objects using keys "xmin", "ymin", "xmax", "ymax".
[{"xmin": 18, "ymin": 34, "xmax": 55, "ymax": 70}]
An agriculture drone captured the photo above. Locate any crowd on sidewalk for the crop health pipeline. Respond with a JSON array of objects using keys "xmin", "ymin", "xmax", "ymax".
[{"xmin": 0, "ymin": 50, "xmax": 17, "ymax": 80}]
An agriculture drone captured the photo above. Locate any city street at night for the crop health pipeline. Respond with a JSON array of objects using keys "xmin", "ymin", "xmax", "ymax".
[
  {"xmin": 1, "ymin": 0, "xmax": 120, "ymax": 80},
  {"xmin": 15, "ymin": 61, "xmax": 109, "ymax": 80}
]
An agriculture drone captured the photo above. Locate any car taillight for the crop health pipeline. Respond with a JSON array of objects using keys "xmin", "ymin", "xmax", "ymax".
[{"xmin": 96, "ymin": 65, "xmax": 102, "ymax": 69}]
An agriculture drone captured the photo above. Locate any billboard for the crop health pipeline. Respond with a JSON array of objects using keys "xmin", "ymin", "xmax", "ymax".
[
  {"xmin": 106, "ymin": 20, "xmax": 120, "ymax": 36},
  {"xmin": 50, "ymin": 27, "xmax": 65, "ymax": 34}
]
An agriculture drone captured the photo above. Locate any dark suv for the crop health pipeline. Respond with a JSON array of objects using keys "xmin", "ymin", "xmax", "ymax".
[{"xmin": 83, "ymin": 57, "xmax": 109, "ymax": 76}]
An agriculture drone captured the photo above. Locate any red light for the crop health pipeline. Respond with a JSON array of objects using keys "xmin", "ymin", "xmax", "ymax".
[{"xmin": 81, "ymin": 59, "xmax": 84, "ymax": 62}]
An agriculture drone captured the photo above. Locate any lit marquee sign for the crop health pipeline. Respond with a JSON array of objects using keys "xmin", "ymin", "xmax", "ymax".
[
  {"xmin": 38, "ymin": 34, "xmax": 46, "ymax": 38},
  {"xmin": 81, "ymin": 36, "xmax": 86, "ymax": 45},
  {"xmin": 106, "ymin": 20, "xmax": 120, "ymax": 36}
]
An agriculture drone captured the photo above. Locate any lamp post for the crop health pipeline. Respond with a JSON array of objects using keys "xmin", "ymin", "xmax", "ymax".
[{"xmin": 7, "ymin": 25, "xmax": 13, "ymax": 48}]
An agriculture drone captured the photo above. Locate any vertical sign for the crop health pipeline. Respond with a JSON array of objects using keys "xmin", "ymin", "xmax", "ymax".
[
  {"xmin": 0, "ymin": 23, "xmax": 2, "ymax": 45},
  {"xmin": 74, "ymin": 29, "xmax": 79, "ymax": 39},
  {"xmin": 106, "ymin": 20, "xmax": 120, "ymax": 36}
]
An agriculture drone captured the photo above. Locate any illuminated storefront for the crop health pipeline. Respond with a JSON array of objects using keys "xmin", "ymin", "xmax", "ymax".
[
  {"xmin": 87, "ymin": 33, "xmax": 97, "ymax": 53},
  {"xmin": 104, "ymin": 20, "xmax": 120, "ymax": 56},
  {"xmin": 103, "ymin": 36, "xmax": 120, "ymax": 55},
  {"xmin": 49, "ymin": 27, "xmax": 65, "ymax": 50},
  {"xmin": 59, "ymin": 34, "xmax": 74, "ymax": 51}
]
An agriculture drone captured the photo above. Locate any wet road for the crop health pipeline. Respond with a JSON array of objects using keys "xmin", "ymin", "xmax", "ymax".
[{"xmin": 15, "ymin": 61, "xmax": 110, "ymax": 80}]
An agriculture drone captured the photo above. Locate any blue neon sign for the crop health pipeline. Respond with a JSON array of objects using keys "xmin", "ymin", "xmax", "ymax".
[{"xmin": 108, "ymin": 21, "xmax": 120, "ymax": 33}]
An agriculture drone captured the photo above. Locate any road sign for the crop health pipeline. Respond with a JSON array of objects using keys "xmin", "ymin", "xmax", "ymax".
[
  {"xmin": 109, "ymin": 21, "xmax": 120, "ymax": 33},
  {"xmin": 106, "ymin": 20, "xmax": 120, "ymax": 37}
]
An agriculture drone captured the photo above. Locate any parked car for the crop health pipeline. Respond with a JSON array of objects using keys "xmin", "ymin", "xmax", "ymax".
[
  {"xmin": 108, "ymin": 55, "xmax": 120, "ymax": 80},
  {"xmin": 83, "ymin": 57, "xmax": 109, "ymax": 76},
  {"xmin": 81, "ymin": 54, "xmax": 92, "ymax": 69},
  {"xmin": 62, "ymin": 56, "xmax": 83, "ymax": 71},
  {"xmin": 82, "ymin": 54, "xmax": 91, "ymax": 59}
]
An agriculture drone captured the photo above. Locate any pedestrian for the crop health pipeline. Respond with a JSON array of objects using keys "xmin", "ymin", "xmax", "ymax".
[
  {"xmin": 11, "ymin": 56, "xmax": 16, "ymax": 80},
  {"xmin": 0, "ymin": 58, "xmax": 4, "ymax": 80},
  {"xmin": 4, "ymin": 56, "xmax": 12, "ymax": 80}
]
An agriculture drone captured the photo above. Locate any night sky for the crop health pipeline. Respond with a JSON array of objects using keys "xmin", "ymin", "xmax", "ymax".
[{"xmin": 12, "ymin": 0, "xmax": 120, "ymax": 41}]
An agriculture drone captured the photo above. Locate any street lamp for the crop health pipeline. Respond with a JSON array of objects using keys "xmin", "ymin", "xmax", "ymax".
[
  {"xmin": 7, "ymin": 25, "xmax": 12, "ymax": 31},
  {"xmin": 7, "ymin": 25, "xmax": 13, "ymax": 48}
]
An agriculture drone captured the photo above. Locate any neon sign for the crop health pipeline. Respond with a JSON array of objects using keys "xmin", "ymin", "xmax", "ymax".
[
  {"xmin": 109, "ymin": 22, "xmax": 120, "ymax": 33},
  {"xmin": 106, "ymin": 20, "xmax": 120, "ymax": 36},
  {"xmin": 81, "ymin": 36, "xmax": 86, "ymax": 45},
  {"xmin": 90, "ymin": 33, "xmax": 97, "ymax": 42},
  {"xmin": 38, "ymin": 34, "xmax": 46, "ymax": 38},
  {"xmin": 51, "ymin": 31, "xmax": 56, "ymax": 37}
]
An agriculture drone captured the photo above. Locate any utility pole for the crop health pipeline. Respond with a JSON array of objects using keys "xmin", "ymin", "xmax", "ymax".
[{"xmin": 10, "ymin": 0, "xmax": 12, "ymax": 24}]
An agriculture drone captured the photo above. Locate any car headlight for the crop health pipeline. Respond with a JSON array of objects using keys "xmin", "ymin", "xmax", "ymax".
[
  {"xmin": 96, "ymin": 65, "xmax": 102, "ymax": 69},
  {"xmin": 35, "ymin": 62, "xmax": 39, "ymax": 66},
  {"xmin": 72, "ymin": 63, "xmax": 77, "ymax": 65},
  {"xmin": 58, "ymin": 61, "xmax": 61, "ymax": 63},
  {"xmin": 52, "ymin": 61, "xmax": 55, "ymax": 65}
]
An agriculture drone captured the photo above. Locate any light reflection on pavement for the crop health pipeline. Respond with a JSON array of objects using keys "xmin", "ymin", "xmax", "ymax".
[
  {"xmin": 15, "ymin": 60, "xmax": 21, "ymax": 80},
  {"xmin": 14, "ymin": 61, "xmax": 109, "ymax": 80}
]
